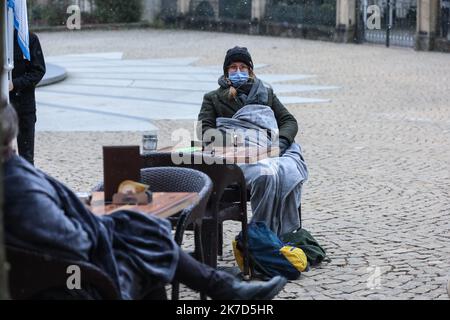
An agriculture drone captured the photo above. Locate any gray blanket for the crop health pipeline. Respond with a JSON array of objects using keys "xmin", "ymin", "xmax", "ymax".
[{"xmin": 216, "ymin": 104, "xmax": 309, "ymax": 235}]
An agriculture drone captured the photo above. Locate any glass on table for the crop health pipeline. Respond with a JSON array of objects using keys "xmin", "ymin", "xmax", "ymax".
[{"xmin": 142, "ymin": 131, "xmax": 158, "ymax": 154}]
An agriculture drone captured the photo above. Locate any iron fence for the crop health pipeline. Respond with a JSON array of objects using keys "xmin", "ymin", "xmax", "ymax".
[
  {"xmin": 265, "ymin": 0, "xmax": 336, "ymax": 27},
  {"xmin": 362, "ymin": 0, "xmax": 417, "ymax": 47}
]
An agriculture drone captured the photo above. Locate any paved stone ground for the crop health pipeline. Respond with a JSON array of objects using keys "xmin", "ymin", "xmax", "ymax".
[
  {"xmin": 33, "ymin": 29, "xmax": 450, "ymax": 300},
  {"xmin": 35, "ymin": 52, "xmax": 336, "ymax": 131}
]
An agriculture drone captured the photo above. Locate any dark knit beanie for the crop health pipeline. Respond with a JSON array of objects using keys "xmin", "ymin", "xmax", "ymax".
[{"xmin": 223, "ymin": 46, "xmax": 254, "ymax": 75}]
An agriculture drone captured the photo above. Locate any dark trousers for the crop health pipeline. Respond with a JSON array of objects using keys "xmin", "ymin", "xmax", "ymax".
[
  {"xmin": 174, "ymin": 249, "xmax": 241, "ymax": 300},
  {"xmin": 443, "ymin": 8, "xmax": 450, "ymax": 38},
  {"xmin": 16, "ymin": 112, "xmax": 36, "ymax": 165},
  {"xmin": 141, "ymin": 250, "xmax": 233, "ymax": 300},
  {"xmin": 175, "ymin": 250, "xmax": 226, "ymax": 293}
]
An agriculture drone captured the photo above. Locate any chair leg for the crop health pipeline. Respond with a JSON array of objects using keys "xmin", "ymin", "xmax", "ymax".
[
  {"xmin": 241, "ymin": 187, "xmax": 251, "ymax": 281},
  {"xmin": 172, "ymin": 222, "xmax": 207, "ymax": 300},
  {"xmin": 217, "ymin": 223, "xmax": 223, "ymax": 260},
  {"xmin": 174, "ymin": 222, "xmax": 185, "ymax": 246},
  {"xmin": 194, "ymin": 223, "xmax": 207, "ymax": 301},
  {"xmin": 241, "ymin": 215, "xmax": 251, "ymax": 281},
  {"xmin": 202, "ymin": 219, "xmax": 218, "ymax": 269},
  {"xmin": 298, "ymin": 204, "xmax": 302, "ymax": 230},
  {"xmin": 172, "ymin": 222, "xmax": 186, "ymax": 300}
]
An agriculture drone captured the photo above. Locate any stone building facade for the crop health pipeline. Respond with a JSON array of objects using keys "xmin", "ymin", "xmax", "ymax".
[
  {"xmin": 142, "ymin": 0, "xmax": 446, "ymax": 51},
  {"xmin": 32, "ymin": 0, "xmax": 450, "ymax": 52}
]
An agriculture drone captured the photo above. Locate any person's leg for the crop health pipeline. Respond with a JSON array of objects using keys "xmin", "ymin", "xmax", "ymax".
[
  {"xmin": 16, "ymin": 112, "xmax": 36, "ymax": 165},
  {"xmin": 174, "ymin": 249, "xmax": 224, "ymax": 292},
  {"xmin": 142, "ymin": 286, "xmax": 168, "ymax": 300},
  {"xmin": 174, "ymin": 249, "xmax": 287, "ymax": 300}
]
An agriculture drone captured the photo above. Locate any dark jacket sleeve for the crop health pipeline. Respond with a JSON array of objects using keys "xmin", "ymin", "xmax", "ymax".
[
  {"xmin": 12, "ymin": 33, "xmax": 46, "ymax": 90},
  {"xmin": 5, "ymin": 176, "xmax": 92, "ymax": 261},
  {"xmin": 271, "ymin": 90, "xmax": 299, "ymax": 143},
  {"xmin": 197, "ymin": 92, "xmax": 218, "ymax": 140}
]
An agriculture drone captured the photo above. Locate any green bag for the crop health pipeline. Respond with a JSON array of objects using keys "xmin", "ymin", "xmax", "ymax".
[{"xmin": 280, "ymin": 228, "xmax": 329, "ymax": 266}]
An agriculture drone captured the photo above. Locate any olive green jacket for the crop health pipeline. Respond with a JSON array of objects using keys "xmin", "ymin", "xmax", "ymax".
[{"xmin": 197, "ymin": 86, "xmax": 298, "ymax": 143}]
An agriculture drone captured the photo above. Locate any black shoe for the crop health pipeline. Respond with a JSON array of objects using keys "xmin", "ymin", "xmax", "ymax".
[{"xmin": 211, "ymin": 274, "xmax": 287, "ymax": 300}]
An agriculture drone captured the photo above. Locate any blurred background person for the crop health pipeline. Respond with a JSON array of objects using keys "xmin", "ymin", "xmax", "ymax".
[
  {"xmin": 9, "ymin": 30, "xmax": 46, "ymax": 165},
  {"xmin": 442, "ymin": 0, "xmax": 450, "ymax": 38}
]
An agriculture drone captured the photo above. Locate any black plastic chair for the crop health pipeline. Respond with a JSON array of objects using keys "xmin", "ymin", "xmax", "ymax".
[
  {"xmin": 93, "ymin": 166, "xmax": 213, "ymax": 300},
  {"xmin": 141, "ymin": 152, "xmax": 251, "ymax": 280},
  {"xmin": 6, "ymin": 245, "xmax": 121, "ymax": 300},
  {"xmin": 224, "ymin": 189, "xmax": 303, "ymax": 230},
  {"xmin": 140, "ymin": 167, "xmax": 212, "ymax": 300}
]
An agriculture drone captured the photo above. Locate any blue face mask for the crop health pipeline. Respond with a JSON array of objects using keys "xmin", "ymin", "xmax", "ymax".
[{"xmin": 228, "ymin": 71, "xmax": 249, "ymax": 88}]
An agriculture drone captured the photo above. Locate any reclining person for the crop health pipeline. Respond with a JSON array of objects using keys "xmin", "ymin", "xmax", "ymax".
[
  {"xmin": 1, "ymin": 103, "xmax": 287, "ymax": 300},
  {"xmin": 197, "ymin": 47, "xmax": 309, "ymax": 236}
]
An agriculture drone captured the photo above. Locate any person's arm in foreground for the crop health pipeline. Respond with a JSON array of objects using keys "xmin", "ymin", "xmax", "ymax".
[{"xmin": 5, "ymin": 178, "xmax": 91, "ymax": 261}]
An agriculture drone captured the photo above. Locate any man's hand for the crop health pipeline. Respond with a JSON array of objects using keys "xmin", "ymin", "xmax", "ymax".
[{"xmin": 9, "ymin": 81, "xmax": 13, "ymax": 92}]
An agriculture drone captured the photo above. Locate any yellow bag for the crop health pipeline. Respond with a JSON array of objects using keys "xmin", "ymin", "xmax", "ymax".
[
  {"xmin": 280, "ymin": 245, "xmax": 308, "ymax": 272},
  {"xmin": 234, "ymin": 241, "xmax": 308, "ymax": 273},
  {"xmin": 232, "ymin": 240, "xmax": 245, "ymax": 272}
]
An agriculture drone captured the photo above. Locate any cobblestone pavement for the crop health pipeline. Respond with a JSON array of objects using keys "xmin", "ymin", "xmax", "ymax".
[{"xmin": 34, "ymin": 29, "xmax": 450, "ymax": 300}]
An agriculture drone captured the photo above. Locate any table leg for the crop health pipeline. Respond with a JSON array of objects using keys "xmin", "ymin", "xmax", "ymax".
[{"xmin": 202, "ymin": 219, "xmax": 218, "ymax": 269}]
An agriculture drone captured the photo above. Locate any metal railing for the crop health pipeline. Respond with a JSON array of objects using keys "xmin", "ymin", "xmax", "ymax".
[
  {"xmin": 362, "ymin": 0, "xmax": 417, "ymax": 47},
  {"xmin": 365, "ymin": 29, "xmax": 415, "ymax": 46},
  {"xmin": 265, "ymin": 2, "xmax": 336, "ymax": 27}
]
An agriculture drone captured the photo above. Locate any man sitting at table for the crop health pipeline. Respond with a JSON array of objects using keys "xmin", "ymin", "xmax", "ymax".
[{"xmin": 1, "ymin": 103, "xmax": 287, "ymax": 300}]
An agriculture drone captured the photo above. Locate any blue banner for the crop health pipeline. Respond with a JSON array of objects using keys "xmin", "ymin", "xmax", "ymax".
[{"xmin": 7, "ymin": 0, "xmax": 30, "ymax": 61}]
